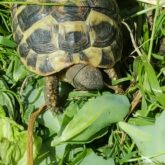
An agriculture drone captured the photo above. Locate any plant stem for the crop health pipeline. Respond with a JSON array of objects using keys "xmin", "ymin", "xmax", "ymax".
[{"xmin": 148, "ymin": 0, "xmax": 160, "ymax": 61}]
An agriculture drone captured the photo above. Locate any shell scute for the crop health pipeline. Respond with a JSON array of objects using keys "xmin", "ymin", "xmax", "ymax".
[
  {"xmin": 26, "ymin": 52, "xmax": 38, "ymax": 68},
  {"xmin": 26, "ymin": 28, "xmax": 56, "ymax": 54},
  {"xmin": 92, "ymin": 21, "xmax": 116, "ymax": 47},
  {"xmin": 51, "ymin": 6, "xmax": 90, "ymax": 22},
  {"xmin": 12, "ymin": 0, "xmax": 122, "ymax": 76},
  {"xmin": 18, "ymin": 43, "xmax": 30, "ymax": 58},
  {"xmin": 58, "ymin": 30, "xmax": 90, "ymax": 53},
  {"xmin": 17, "ymin": 5, "xmax": 43, "ymax": 31},
  {"xmin": 38, "ymin": 57, "xmax": 54, "ymax": 73}
]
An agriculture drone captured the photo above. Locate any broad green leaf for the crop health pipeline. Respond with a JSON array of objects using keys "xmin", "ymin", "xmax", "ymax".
[
  {"xmin": 79, "ymin": 150, "xmax": 115, "ymax": 165},
  {"xmin": 133, "ymin": 56, "xmax": 165, "ymax": 109},
  {"xmin": 59, "ymin": 102, "xmax": 79, "ymax": 134},
  {"xmin": 5, "ymin": 55, "xmax": 29, "ymax": 82},
  {"xmin": 13, "ymin": 56, "xmax": 29, "ymax": 82},
  {"xmin": 119, "ymin": 111, "xmax": 165, "ymax": 163},
  {"xmin": 0, "ymin": 106, "xmax": 6, "ymax": 117},
  {"xmin": 155, "ymin": 93, "xmax": 165, "ymax": 108},
  {"xmin": 68, "ymin": 91, "xmax": 100, "ymax": 99},
  {"xmin": 128, "ymin": 116, "xmax": 154, "ymax": 126},
  {"xmin": 0, "ymin": 79, "xmax": 8, "ymax": 89},
  {"xmin": 133, "ymin": 57, "xmax": 145, "ymax": 89},
  {"xmin": 0, "ymin": 78, "xmax": 16, "ymax": 118},
  {"xmin": 143, "ymin": 59, "xmax": 165, "ymax": 108},
  {"xmin": 34, "ymin": 138, "xmax": 56, "ymax": 165},
  {"xmin": 0, "ymin": 36, "xmax": 17, "ymax": 48},
  {"xmin": 0, "ymin": 92, "xmax": 15, "ymax": 118},
  {"xmin": 52, "ymin": 93, "xmax": 130, "ymax": 146},
  {"xmin": 0, "ymin": 116, "xmax": 41, "ymax": 165},
  {"xmin": 143, "ymin": 58, "xmax": 162, "ymax": 94},
  {"xmin": 133, "ymin": 56, "xmax": 162, "ymax": 94},
  {"xmin": 38, "ymin": 110, "xmax": 62, "ymax": 133},
  {"xmin": 0, "ymin": 133, "xmax": 41, "ymax": 165},
  {"xmin": 69, "ymin": 148, "xmax": 88, "ymax": 165},
  {"xmin": 22, "ymin": 78, "xmax": 46, "ymax": 123},
  {"xmin": 22, "ymin": 78, "xmax": 44, "ymax": 108}
]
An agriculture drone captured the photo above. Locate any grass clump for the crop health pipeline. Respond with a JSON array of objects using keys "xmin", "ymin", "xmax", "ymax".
[{"xmin": 0, "ymin": 1, "xmax": 165, "ymax": 164}]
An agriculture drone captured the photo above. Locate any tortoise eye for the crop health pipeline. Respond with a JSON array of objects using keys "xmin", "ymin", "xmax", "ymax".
[{"xmin": 92, "ymin": 21, "xmax": 116, "ymax": 47}]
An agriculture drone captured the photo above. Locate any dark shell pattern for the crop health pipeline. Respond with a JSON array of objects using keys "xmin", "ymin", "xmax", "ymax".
[{"xmin": 12, "ymin": 0, "xmax": 122, "ymax": 76}]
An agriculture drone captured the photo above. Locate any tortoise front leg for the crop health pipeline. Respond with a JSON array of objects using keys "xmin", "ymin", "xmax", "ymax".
[
  {"xmin": 104, "ymin": 67, "xmax": 123, "ymax": 93},
  {"xmin": 44, "ymin": 75, "xmax": 59, "ymax": 111}
]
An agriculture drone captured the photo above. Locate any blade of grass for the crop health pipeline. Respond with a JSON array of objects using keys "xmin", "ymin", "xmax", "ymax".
[
  {"xmin": 148, "ymin": 0, "xmax": 160, "ymax": 61},
  {"xmin": 0, "ymin": 36, "xmax": 16, "ymax": 47}
]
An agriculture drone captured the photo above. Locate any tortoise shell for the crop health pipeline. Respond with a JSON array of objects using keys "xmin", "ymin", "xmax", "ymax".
[{"xmin": 12, "ymin": 0, "xmax": 122, "ymax": 76}]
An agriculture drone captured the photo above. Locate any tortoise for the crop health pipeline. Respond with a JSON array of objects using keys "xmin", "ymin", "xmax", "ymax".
[{"xmin": 12, "ymin": 0, "xmax": 123, "ymax": 110}]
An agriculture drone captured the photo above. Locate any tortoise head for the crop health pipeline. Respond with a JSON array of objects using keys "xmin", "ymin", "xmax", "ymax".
[{"xmin": 61, "ymin": 64, "xmax": 104, "ymax": 90}]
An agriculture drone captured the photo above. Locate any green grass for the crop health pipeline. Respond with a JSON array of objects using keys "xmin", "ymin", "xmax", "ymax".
[{"xmin": 0, "ymin": 1, "xmax": 165, "ymax": 165}]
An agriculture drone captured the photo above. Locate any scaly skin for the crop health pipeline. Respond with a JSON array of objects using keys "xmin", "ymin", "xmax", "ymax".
[
  {"xmin": 44, "ymin": 75, "xmax": 59, "ymax": 111},
  {"xmin": 62, "ymin": 64, "xmax": 104, "ymax": 90}
]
